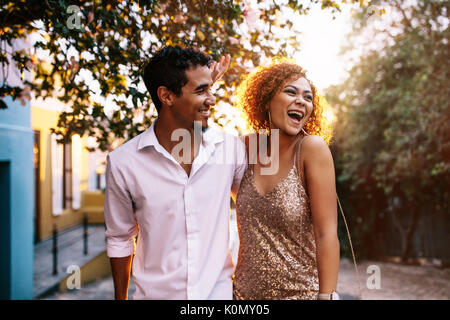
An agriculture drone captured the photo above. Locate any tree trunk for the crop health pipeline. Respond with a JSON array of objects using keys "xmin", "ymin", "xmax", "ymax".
[{"xmin": 401, "ymin": 205, "xmax": 420, "ymax": 263}]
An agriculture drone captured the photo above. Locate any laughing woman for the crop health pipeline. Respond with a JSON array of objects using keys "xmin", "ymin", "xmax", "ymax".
[{"xmin": 233, "ymin": 60, "xmax": 340, "ymax": 300}]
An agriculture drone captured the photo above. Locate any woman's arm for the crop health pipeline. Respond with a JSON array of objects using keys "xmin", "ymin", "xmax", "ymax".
[{"xmin": 302, "ymin": 135, "xmax": 340, "ymax": 296}]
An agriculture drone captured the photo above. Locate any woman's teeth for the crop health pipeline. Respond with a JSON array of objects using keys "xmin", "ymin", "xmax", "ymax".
[{"xmin": 287, "ymin": 111, "xmax": 304, "ymax": 122}]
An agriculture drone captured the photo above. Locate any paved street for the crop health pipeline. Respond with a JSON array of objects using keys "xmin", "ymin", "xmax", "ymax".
[
  {"xmin": 39, "ymin": 211, "xmax": 450, "ymax": 300},
  {"xmin": 41, "ymin": 258, "xmax": 450, "ymax": 300},
  {"xmin": 34, "ymin": 224, "xmax": 108, "ymax": 298},
  {"xmin": 338, "ymin": 258, "xmax": 450, "ymax": 300}
]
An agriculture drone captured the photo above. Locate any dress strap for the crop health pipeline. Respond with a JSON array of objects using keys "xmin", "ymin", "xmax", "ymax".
[{"xmin": 293, "ymin": 134, "xmax": 309, "ymax": 168}]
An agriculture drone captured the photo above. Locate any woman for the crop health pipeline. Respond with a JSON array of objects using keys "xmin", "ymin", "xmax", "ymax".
[{"xmin": 233, "ymin": 60, "xmax": 340, "ymax": 300}]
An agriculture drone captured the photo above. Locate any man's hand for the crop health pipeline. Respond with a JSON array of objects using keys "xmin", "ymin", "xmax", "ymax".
[{"xmin": 211, "ymin": 54, "xmax": 231, "ymax": 83}]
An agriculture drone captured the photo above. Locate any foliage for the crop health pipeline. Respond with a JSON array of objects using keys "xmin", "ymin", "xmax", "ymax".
[
  {"xmin": 0, "ymin": 0, "xmax": 359, "ymax": 151},
  {"xmin": 327, "ymin": 0, "xmax": 450, "ymax": 259}
]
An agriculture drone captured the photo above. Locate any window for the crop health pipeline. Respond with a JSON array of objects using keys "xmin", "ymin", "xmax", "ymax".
[
  {"xmin": 52, "ymin": 134, "xmax": 82, "ymax": 213},
  {"xmin": 62, "ymin": 141, "xmax": 72, "ymax": 210},
  {"xmin": 71, "ymin": 134, "xmax": 81, "ymax": 210},
  {"xmin": 51, "ymin": 134, "xmax": 63, "ymax": 216}
]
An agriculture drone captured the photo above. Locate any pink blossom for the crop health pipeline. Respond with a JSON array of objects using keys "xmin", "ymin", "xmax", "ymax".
[
  {"xmin": 174, "ymin": 12, "xmax": 187, "ymax": 23},
  {"xmin": 243, "ymin": 7, "xmax": 261, "ymax": 31},
  {"xmin": 228, "ymin": 36, "xmax": 239, "ymax": 45}
]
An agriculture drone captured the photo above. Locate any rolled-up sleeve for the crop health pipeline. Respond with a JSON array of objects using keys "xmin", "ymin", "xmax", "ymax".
[{"xmin": 104, "ymin": 153, "xmax": 138, "ymax": 258}]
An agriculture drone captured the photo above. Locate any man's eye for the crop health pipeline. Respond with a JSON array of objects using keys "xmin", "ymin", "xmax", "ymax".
[{"xmin": 197, "ymin": 87, "xmax": 210, "ymax": 94}]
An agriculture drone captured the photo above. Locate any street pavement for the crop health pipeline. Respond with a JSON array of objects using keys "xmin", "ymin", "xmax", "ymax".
[
  {"xmin": 338, "ymin": 258, "xmax": 450, "ymax": 300},
  {"xmin": 38, "ymin": 210, "xmax": 450, "ymax": 300},
  {"xmin": 41, "ymin": 258, "xmax": 450, "ymax": 300},
  {"xmin": 34, "ymin": 224, "xmax": 107, "ymax": 298}
]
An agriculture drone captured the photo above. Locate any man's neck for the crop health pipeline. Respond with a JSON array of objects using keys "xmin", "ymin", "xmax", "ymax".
[
  {"xmin": 154, "ymin": 118, "xmax": 189, "ymax": 151},
  {"xmin": 153, "ymin": 115, "xmax": 202, "ymax": 170}
]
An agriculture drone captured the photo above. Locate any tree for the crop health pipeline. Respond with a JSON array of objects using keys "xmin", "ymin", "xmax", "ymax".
[
  {"xmin": 327, "ymin": 0, "xmax": 450, "ymax": 261},
  {"xmin": 1, "ymin": 0, "xmax": 359, "ymax": 151}
]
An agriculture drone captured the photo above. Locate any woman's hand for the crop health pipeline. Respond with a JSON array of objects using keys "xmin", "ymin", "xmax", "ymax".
[{"xmin": 211, "ymin": 54, "xmax": 231, "ymax": 83}]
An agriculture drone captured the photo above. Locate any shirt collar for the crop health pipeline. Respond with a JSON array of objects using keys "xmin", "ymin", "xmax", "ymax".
[
  {"xmin": 137, "ymin": 118, "xmax": 159, "ymax": 150},
  {"xmin": 137, "ymin": 118, "xmax": 224, "ymax": 151}
]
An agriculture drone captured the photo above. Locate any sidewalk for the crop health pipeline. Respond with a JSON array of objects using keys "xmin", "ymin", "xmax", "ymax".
[
  {"xmin": 39, "ymin": 211, "xmax": 450, "ymax": 300},
  {"xmin": 42, "ymin": 258, "xmax": 450, "ymax": 300},
  {"xmin": 34, "ymin": 224, "xmax": 107, "ymax": 298},
  {"xmin": 337, "ymin": 258, "xmax": 450, "ymax": 300}
]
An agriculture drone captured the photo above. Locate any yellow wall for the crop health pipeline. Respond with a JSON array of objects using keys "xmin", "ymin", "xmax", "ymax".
[
  {"xmin": 59, "ymin": 251, "xmax": 111, "ymax": 292},
  {"xmin": 31, "ymin": 105, "xmax": 91, "ymax": 241}
]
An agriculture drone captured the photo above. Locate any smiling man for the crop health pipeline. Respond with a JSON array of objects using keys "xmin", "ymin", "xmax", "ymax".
[{"xmin": 104, "ymin": 46, "xmax": 247, "ymax": 300}]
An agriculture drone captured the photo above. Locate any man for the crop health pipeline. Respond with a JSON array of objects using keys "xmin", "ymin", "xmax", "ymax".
[{"xmin": 104, "ymin": 46, "xmax": 247, "ymax": 300}]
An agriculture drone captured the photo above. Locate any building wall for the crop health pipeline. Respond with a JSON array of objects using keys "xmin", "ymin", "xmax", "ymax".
[
  {"xmin": 31, "ymin": 105, "xmax": 92, "ymax": 240},
  {"xmin": 0, "ymin": 97, "xmax": 34, "ymax": 299}
]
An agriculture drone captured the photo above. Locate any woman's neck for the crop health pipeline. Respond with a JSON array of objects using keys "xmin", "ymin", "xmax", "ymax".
[{"xmin": 267, "ymin": 128, "xmax": 300, "ymax": 157}]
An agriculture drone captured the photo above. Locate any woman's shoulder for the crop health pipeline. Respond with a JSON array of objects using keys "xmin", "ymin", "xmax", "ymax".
[
  {"xmin": 302, "ymin": 134, "xmax": 327, "ymax": 147},
  {"xmin": 300, "ymin": 135, "xmax": 332, "ymax": 161}
]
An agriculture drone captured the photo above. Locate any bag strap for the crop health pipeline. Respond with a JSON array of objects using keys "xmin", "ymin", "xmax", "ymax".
[
  {"xmin": 336, "ymin": 195, "xmax": 362, "ymax": 299},
  {"xmin": 296, "ymin": 133, "xmax": 363, "ymax": 300}
]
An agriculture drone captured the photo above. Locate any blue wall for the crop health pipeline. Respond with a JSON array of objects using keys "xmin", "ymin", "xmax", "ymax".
[{"xmin": 0, "ymin": 96, "xmax": 34, "ymax": 299}]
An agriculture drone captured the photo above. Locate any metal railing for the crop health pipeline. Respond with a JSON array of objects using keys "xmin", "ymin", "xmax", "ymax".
[{"xmin": 51, "ymin": 214, "xmax": 102, "ymax": 275}]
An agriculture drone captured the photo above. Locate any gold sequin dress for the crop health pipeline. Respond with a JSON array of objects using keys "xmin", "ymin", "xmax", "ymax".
[{"xmin": 233, "ymin": 140, "xmax": 319, "ymax": 300}]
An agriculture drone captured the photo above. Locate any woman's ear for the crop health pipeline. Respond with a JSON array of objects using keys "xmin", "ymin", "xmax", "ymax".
[{"xmin": 157, "ymin": 86, "xmax": 174, "ymax": 107}]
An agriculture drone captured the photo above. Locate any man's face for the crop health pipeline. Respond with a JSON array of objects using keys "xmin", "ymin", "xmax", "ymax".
[{"xmin": 170, "ymin": 65, "xmax": 216, "ymax": 130}]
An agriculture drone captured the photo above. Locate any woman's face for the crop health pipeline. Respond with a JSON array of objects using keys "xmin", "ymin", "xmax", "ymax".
[{"xmin": 268, "ymin": 76, "xmax": 314, "ymax": 136}]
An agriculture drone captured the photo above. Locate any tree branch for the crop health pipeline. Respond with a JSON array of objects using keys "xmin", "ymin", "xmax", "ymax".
[
  {"xmin": 0, "ymin": 0, "xmax": 89, "ymax": 28},
  {"xmin": 392, "ymin": 0, "xmax": 413, "ymax": 31}
]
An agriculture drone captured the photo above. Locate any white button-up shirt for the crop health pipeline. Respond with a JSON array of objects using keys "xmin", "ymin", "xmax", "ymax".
[{"xmin": 104, "ymin": 119, "xmax": 247, "ymax": 300}]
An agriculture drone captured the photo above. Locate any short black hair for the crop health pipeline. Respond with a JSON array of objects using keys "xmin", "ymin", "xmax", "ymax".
[{"xmin": 142, "ymin": 46, "xmax": 213, "ymax": 113}]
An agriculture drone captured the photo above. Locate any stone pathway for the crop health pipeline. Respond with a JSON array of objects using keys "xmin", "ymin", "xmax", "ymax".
[
  {"xmin": 337, "ymin": 258, "xmax": 450, "ymax": 300},
  {"xmin": 41, "ymin": 273, "xmax": 134, "ymax": 300},
  {"xmin": 41, "ymin": 258, "xmax": 450, "ymax": 300},
  {"xmin": 34, "ymin": 224, "xmax": 107, "ymax": 298},
  {"xmin": 39, "ymin": 210, "xmax": 450, "ymax": 300}
]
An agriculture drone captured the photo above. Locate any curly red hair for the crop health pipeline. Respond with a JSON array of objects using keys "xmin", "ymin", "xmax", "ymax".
[{"xmin": 235, "ymin": 59, "xmax": 332, "ymax": 144}]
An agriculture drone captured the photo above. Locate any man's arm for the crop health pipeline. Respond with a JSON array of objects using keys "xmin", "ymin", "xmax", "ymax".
[
  {"xmin": 104, "ymin": 154, "xmax": 138, "ymax": 300},
  {"xmin": 110, "ymin": 255, "xmax": 133, "ymax": 300}
]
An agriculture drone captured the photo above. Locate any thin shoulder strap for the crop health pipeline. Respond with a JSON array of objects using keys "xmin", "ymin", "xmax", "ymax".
[
  {"xmin": 293, "ymin": 134, "xmax": 308, "ymax": 172},
  {"xmin": 295, "ymin": 132, "xmax": 363, "ymax": 300}
]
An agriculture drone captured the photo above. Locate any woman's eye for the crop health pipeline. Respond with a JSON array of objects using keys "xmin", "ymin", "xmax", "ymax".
[
  {"xmin": 284, "ymin": 90, "xmax": 296, "ymax": 95},
  {"xmin": 305, "ymin": 95, "xmax": 313, "ymax": 101}
]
